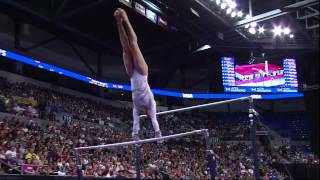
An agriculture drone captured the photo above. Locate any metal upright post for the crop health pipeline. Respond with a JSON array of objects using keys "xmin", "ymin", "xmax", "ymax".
[
  {"xmin": 203, "ymin": 130, "xmax": 216, "ymax": 180},
  {"xmin": 135, "ymin": 145, "xmax": 141, "ymax": 179},
  {"xmin": 75, "ymin": 150, "xmax": 84, "ymax": 180},
  {"xmin": 249, "ymin": 0, "xmax": 253, "ymax": 17},
  {"xmin": 249, "ymin": 97, "xmax": 260, "ymax": 180}
]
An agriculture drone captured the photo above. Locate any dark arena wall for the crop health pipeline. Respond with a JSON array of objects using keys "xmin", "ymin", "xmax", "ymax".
[{"xmin": 304, "ymin": 89, "xmax": 320, "ymax": 155}]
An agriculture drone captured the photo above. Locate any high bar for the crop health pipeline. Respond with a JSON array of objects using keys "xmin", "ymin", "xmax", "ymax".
[
  {"xmin": 140, "ymin": 96, "xmax": 253, "ymax": 118},
  {"xmin": 74, "ymin": 129, "xmax": 207, "ymax": 151}
]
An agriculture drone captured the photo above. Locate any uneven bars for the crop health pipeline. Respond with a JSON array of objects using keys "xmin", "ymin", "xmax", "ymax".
[
  {"xmin": 74, "ymin": 129, "xmax": 207, "ymax": 151},
  {"xmin": 140, "ymin": 96, "xmax": 253, "ymax": 118}
]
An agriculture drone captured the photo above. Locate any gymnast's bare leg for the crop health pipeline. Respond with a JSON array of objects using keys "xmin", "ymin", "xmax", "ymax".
[{"xmin": 114, "ymin": 8, "xmax": 161, "ymax": 141}]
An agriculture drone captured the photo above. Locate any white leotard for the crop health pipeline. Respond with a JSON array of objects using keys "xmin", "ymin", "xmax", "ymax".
[
  {"xmin": 131, "ymin": 70, "xmax": 148, "ymax": 92},
  {"xmin": 130, "ymin": 70, "xmax": 160, "ymax": 135}
]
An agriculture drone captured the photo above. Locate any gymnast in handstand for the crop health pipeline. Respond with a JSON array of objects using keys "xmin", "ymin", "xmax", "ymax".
[{"xmin": 114, "ymin": 8, "xmax": 162, "ymax": 141}]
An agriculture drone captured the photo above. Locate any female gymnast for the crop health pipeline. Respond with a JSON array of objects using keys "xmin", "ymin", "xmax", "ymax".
[{"xmin": 114, "ymin": 8, "xmax": 162, "ymax": 141}]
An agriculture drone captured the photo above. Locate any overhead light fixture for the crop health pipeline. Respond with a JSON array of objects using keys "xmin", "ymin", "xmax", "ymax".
[
  {"xmin": 220, "ymin": 3, "xmax": 227, "ymax": 9},
  {"xmin": 258, "ymin": 26, "xmax": 265, "ymax": 34},
  {"xmin": 237, "ymin": 11, "xmax": 243, "ymax": 17},
  {"xmin": 195, "ymin": 45, "xmax": 211, "ymax": 52},
  {"xmin": 119, "ymin": 0, "xmax": 132, "ymax": 7},
  {"xmin": 229, "ymin": 1, "xmax": 237, "ymax": 9},
  {"xmin": 120, "ymin": 0, "xmax": 131, "ymax": 3},
  {"xmin": 273, "ymin": 26, "xmax": 282, "ymax": 36},
  {"xmin": 289, "ymin": 34, "xmax": 294, "ymax": 38},
  {"xmin": 215, "ymin": 0, "xmax": 221, "ymax": 5},
  {"xmin": 283, "ymin": 27, "xmax": 291, "ymax": 35},
  {"xmin": 245, "ymin": 24, "xmax": 250, "ymax": 28},
  {"xmin": 226, "ymin": 7, "xmax": 232, "ymax": 14},
  {"xmin": 250, "ymin": 22, "xmax": 257, "ymax": 28},
  {"xmin": 231, "ymin": 11, "xmax": 237, "ymax": 18},
  {"xmin": 245, "ymin": 14, "xmax": 251, "ymax": 19},
  {"xmin": 190, "ymin": 8, "xmax": 200, "ymax": 18},
  {"xmin": 142, "ymin": 0, "xmax": 161, "ymax": 13},
  {"xmin": 249, "ymin": 27, "xmax": 256, "ymax": 34},
  {"xmin": 225, "ymin": 0, "xmax": 236, "ymax": 8}
]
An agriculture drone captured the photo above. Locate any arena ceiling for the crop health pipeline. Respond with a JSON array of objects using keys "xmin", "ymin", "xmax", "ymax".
[
  {"xmin": 0, "ymin": 0, "xmax": 318, "ymax": 52},
  {"xmin": 0, "ymin": 0, "xmax": 318, "ymax": 91}
]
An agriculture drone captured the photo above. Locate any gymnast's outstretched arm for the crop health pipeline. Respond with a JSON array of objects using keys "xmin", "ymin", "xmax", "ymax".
[
  {"xmin": 119, "ymin": 9, "xmax": 148, "ymax": 76},
  {"xmin": 114, "ymin": 9, "xmax": 133, "ymax": 77}
]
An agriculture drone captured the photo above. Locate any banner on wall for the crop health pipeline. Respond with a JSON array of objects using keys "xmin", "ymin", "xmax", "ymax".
[
  {"xmin": 55, "ymin": 112, "xmax": 73, "ymax": 123},
  {"xmin": 13, "ymin": 96, "xmax": 38, "ymax": 107}
]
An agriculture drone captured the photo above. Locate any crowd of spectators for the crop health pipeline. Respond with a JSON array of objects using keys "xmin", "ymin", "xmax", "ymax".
[
  {"xmin": 0, "ymin": 77, "xmax": 251, "ymax": 141},
  {"xmin": 0, "ymin": 115, "xmax": 293, "ymax": 179},
  {"xmin": 0, "ymin": 76, "xmax": 319, "ymax": 179},
  {"xmin": 275, "ymin": 145, "xmax": 319, "ymax": 165},
  {"xmin": 0, "ymin": 116, "xmax": 210, "ymax": 179},
  {"xmin": 0, "ymin": 77, "xmax": 128, "ymax": 124}
]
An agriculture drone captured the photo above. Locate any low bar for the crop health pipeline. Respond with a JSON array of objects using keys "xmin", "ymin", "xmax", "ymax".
[
  {"xmin": 74, "ymin": 129, "xmax": 207, "ymax": 151},
  {"xmin": 139, "ymin": 96, "xmax": 252, "ymax": 118}
]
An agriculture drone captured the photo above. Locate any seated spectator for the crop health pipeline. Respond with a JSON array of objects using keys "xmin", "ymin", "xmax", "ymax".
[
  {"xmin": 5, "ymin": 146, "xmax": 17, "ymax": 160},
  {"xmin": 22, "ymin": 163, "xmax": 35, "ymax": 174}
]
